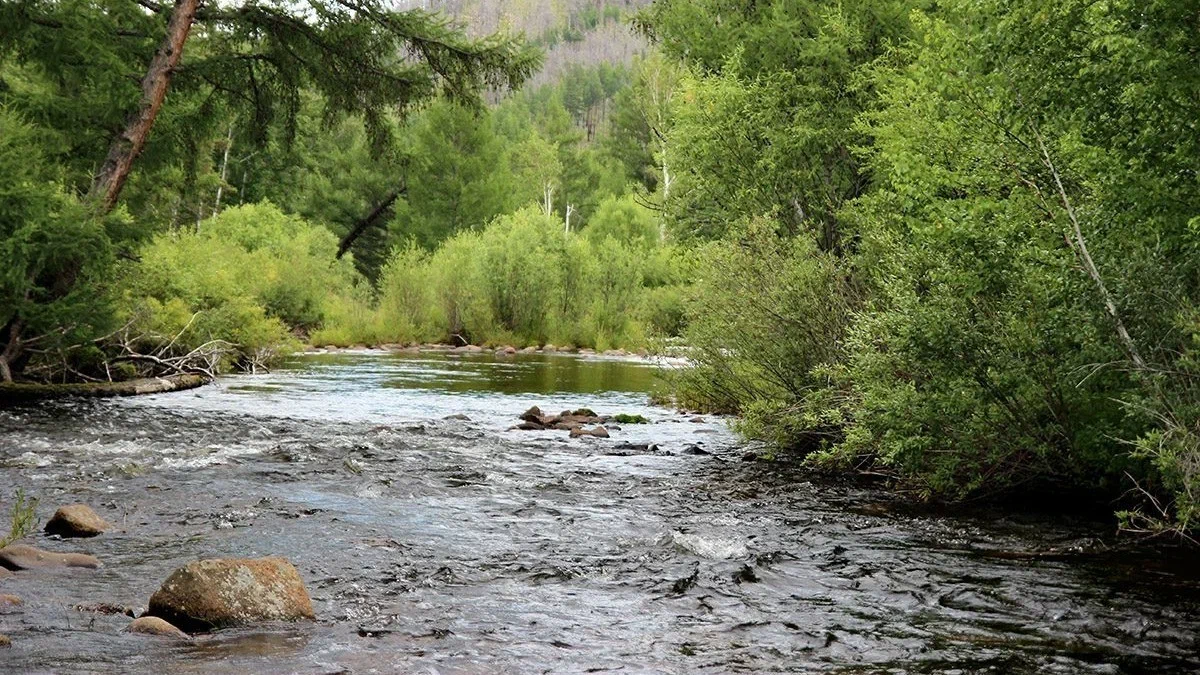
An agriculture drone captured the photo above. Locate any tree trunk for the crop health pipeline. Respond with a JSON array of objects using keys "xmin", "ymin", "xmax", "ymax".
[
  {"xmin": 90, "ymin": 0, "xmax": 200, "ymax": 212},
  {"xmin": 336, "ymin": 188, "xmax": 404, "ymax": 259},
  {"xmin": 0, "ymin": 318, "xmax": 24, "ymax": 384},
  {"xmin": 1032, "ymin": 127, "xmax": 1146, "ymax": 369},
  {"xmin": 4, "ymin": 0, "xmax": 198, "ymax": 382},
  {"xmin": 213, "ymin": 122, "xmax": 234, "ymax": 218}
]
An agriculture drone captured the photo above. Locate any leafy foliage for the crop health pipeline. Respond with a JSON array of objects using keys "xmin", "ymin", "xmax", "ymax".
[
  {"xmin": 655, "ymin": 0, "xmax": 1200, "ymax": 532},
  {"xmin": 122, "ymin": 203, "xmax": 361, "ymax": 369},
  {"xmin": 313, "ymin": 206, "xmax": 683, "ymax": 350},
  {"xmin": 1, "ymin": 488, "xmax": 38, "ymax": 548}
]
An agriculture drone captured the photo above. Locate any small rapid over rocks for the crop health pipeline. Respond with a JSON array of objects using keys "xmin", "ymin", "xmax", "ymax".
[{"xmin": 0, "ymin": 350, "xmax": 1198, "ymax": 673}]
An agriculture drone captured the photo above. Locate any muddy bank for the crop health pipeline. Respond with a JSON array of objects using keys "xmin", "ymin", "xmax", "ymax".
[{"xmin": 0, "ymin": 373, "xmax": 210, "ymax": 403}]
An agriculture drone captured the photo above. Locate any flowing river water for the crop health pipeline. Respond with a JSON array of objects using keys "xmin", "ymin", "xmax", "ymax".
[{"xmin": 1, "ymin": 350, "xmax": 1198, "ymax": 674}]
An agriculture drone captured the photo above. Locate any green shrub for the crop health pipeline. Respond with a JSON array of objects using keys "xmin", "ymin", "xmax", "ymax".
[
  {"xmin": 122, "ymin": 202, "xmax": 358, "ymax": 369},
  {"xmin": 673, "ymin": 220, "xmax": 859, "ymax": 448},
  {"xmin": 321, "ymin": 205, "xmax": 684, "ymax": 350},
  {"xmin": 2, "ymin": 489, "xmax": 37, "ymax": 548}
]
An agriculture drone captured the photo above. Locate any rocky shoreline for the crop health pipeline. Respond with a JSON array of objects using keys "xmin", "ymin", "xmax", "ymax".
[{"xmin": 307, "ymin": 341, "xmax": 682, "ymax": 362}]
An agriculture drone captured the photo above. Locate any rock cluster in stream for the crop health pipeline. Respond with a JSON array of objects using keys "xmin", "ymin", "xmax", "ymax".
[
  {"xmin": 512, "ymin": 406, "xmax": 613, "ymax": 438},
  {"xmin": 0, "ymin": 502, "xmax": 316, "ymax": 647}
]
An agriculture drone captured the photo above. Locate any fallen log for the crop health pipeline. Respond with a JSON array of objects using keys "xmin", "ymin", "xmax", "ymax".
[{"xmin": 0, "ymin": 373, "xmax": 210, "ymax": 403}]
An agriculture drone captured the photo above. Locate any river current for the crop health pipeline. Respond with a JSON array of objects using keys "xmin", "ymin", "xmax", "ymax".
[{"xmin": 0, "ymin": 350, "xmax": 1198, "ymax": 673}]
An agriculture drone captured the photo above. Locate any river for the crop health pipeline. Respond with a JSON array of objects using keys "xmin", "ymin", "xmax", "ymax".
[{"xmin": 1, "ymin": 350, "xmax": 1198, "ymax": 673}]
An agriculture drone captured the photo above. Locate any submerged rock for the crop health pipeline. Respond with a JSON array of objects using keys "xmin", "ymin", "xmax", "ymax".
[
  {"xmin": 0, "ymin": 544, "xmax": 101, "ymax": 570},
  {"xmin": 0, "ymin": 635, "xmax": 10, "ymax": 648},
  {"xmin": 146, "ymin": 557, "xmax": 315, "ymax": 632},
  {"xmin": 515, "ymin": 406, "xmax": 614, "ymax": 436},
  {"xmin": 73, "ymin": 602, "xmax": 136, "ymax": 617},
  {"xmin": 45, "ymin": 504, "xmax": 110, "ymax": 538},
  {"xmin": 126, "ymin": 616, "xmax": 190, "ymax": 639},
  {"xmin": 569, "ymin": 426, "xmax": 610, "ymax": 439},
  {"xmin": 0, "ymin": 594, "xmax": 21, "ymax": 608}
]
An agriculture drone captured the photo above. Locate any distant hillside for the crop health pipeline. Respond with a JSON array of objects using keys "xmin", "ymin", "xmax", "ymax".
[{"xmin": 398, "ymin": 0, "xmax": 653, "ymax": 88}]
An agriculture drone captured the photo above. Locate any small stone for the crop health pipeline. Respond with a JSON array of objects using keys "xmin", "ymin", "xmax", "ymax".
[
  {"xmin": 0, "ymin": 544, "xmax": 101, "ymax": 570},
  {"xmin": 569, "ymin": 426, "xmax": 610, "ymax": 439},
  {"xmin": 0, "ymin": 635, "xmax": 10, "ymax": 648},
  {"xmin": 0, "ymin": 594, "xmax": 22, "ymax": 608},
  {"xmin": 690, "ymin": 416, "xmax": 706, "ymax": 423},
  {"xmin": 127, "ymin": 616, "xmax": 190, "ymax": 639},
  {"xmin": 502, "ymin": 345, "xmax": 517, "ymax": 354},
  {"xmin": 45, "ymin": 504, "xmax": 110, "ymax": 538},
  {"xmin": 520, "ymin": 406, "xmax": 543, "ymax": 423},
  {"xmin": 742, "ymin": 451, "xmax": 759, "ymax": 462},
  {"xmin": 683, "ymin": 445, "xmax": 710, "ymax": 456},
  {"xmin": 442, "ymin": 414, "xmax": 471, "ymax": 421}
]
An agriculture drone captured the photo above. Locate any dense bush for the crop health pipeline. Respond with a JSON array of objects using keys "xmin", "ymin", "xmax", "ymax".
[
  {"xmin": 673, "ymin": 221, "xmax": 859, "ymax": 450},
  {"xmin": 313, "ymin": 207, "xmax": 683, "ymax": 350},
  {"xmin": 0, "ymin": 108, "xmax": 127, "ymax": 382},
  {"xmin": 654, "ymin": 0, "xmax": 1200, "ymax": 531},
  {"xmin": 122, "ymin": 202, "xmax": 361, "ymax": 369}
]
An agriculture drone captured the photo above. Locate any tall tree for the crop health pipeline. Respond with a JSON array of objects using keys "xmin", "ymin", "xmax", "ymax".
[
  {"xmin": 636, "ymin": 0, "xmax": 921, "ymax": 246},
  {"xmin": 0, "ymin": 0, "xmax": 540, "ymax": 380}
]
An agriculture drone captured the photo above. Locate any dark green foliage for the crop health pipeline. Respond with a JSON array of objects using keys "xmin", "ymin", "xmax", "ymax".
[
  {"xmin": 639, "ymin": 0, "xmax": 923, "ymax": 245},
  {"xmin": 657, "ymin": 0, "xmax": 1200, "ymax": 532},
  {"xmin": 0, "ymin": 109, "xmax": 124, "ymax": 380},
  {"xmin": 0, "ymin": 0, "xmax": 541, "ymax": 380}
]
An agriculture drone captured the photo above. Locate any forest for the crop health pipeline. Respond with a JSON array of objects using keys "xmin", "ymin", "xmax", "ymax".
[{"xmin": 2, "ymin": 0, "xmax": 1198, "ymax": 539}]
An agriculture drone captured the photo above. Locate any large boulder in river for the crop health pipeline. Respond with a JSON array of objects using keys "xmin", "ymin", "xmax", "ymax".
[
  {"xmin": 45, "ymin": 504, "xmax": 110, "ymax": 538},
  {"xmin": 146, "ymin": 557, "xmax": 315, "ymax": 632},
  {"xmin": 0, "ymin": 543, "xmax": 101, "ymax": 570}
]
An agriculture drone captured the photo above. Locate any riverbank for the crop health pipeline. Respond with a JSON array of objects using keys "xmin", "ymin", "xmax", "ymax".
[
  {"xmin": 309, "ymin": 341, "xmax": 658, "ymax": 359},
  {"xmin": 0, "ymin": 374, "xmax": 210, "ymax": 404}
]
